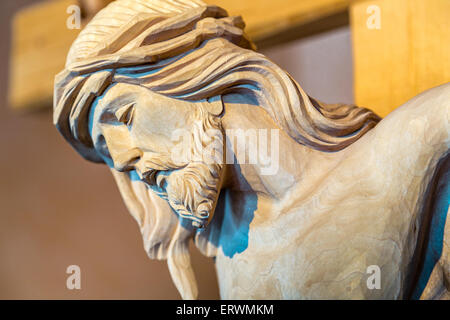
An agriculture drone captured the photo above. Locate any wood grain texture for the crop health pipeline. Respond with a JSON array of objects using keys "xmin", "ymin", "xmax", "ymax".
[
  {"xmin": 351, "ymin": 0, "xmax": 450, "ymax": 117},
  {"xmin": 53, "ymin": 0, "xmax": 450, "ymax": 299},
  {"xmin": 9, "ymin": 0, "xmax": 358, "ymax": 111}
]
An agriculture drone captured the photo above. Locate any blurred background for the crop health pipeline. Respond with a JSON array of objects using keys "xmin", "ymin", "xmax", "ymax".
[{"xmin": 1, "ymin": 0, "xmax": 446, "ymax": 299}]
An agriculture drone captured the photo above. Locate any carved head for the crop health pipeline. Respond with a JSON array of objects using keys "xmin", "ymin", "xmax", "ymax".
[
  {"xmin": 91, "ymin": 81, "xmax": 225, "ymax": 224},
  {"xmin": 53, "ymin": 0, "xmax": 380, "ymax": 298}
]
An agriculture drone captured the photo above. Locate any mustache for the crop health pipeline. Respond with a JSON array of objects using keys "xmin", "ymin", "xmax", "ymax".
[
  {"xmin": 137, "ymin": 112, "xmax": 224, "ymax": 227},
  {"xmin": 139, "ymin": 160, "xmax": 222, "ymax": 227},
  {"xmin": 168, "ymin": 162, "xmax": 222, "ymax": 228},
  {"xmin": 136, "ymin": 157, "xmax": 183, "ymax": 193}
]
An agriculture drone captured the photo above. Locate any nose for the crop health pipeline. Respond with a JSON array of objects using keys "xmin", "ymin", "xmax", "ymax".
[{"xmin": 113, "ymin": 147, "xmax": 142, "ymax": 171}]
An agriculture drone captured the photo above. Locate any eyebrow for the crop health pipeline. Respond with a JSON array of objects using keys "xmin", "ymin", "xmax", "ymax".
[
  {"xmin": 114, "ymin": 102, "xmax": 135, "ymax": 125},
  {"xmin": 97, "ymin": 102, "xmax": 135, "ymax": 125}
]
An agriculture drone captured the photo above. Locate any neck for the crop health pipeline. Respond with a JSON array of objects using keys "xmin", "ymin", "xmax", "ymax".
[
  {"xmin": 220, "ymin": 97, "xmax": 346, "ymax": 203},
  {"xmin": 196, "ymin": 98, "xmax": 348, "ymax": 260}
]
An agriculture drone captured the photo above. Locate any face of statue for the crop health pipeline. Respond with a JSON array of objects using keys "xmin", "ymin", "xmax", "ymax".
[{"xmin": 89, "ymin": 83, "xmax": 224, "ymax": 227}]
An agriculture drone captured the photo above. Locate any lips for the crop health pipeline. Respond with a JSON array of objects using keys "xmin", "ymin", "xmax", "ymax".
[
  {"xmin": 137, "ymin": 161, "xmax": 219, "ymax": 229},
  {"xmin": 142, "ymin": 169, "xmax": 158, "ymax": 185}
]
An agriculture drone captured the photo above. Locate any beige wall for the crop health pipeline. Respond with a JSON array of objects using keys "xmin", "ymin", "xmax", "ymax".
[
  {"xmin": 261, "ymin": 26, "xmax": 354, "ymax": 105},
  {"xmin": 0, "ymin": 0, "xmax": 353, "ymax": 299}
]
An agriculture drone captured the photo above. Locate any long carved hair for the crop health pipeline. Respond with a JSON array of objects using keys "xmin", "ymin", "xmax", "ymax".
[{"xmin": 53, "ymin": 0, "xmax": 381, "ymax": 299}]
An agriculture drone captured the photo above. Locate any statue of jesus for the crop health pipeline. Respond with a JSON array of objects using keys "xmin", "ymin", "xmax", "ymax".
[{"xmin": 54, "ymin": 0, "xmax": 449, "ymax": 300}]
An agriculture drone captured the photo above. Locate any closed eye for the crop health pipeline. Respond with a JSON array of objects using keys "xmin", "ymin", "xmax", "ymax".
[{"xmin": 114, "ymin": 103, "xmax": 135, "ymax": 126}]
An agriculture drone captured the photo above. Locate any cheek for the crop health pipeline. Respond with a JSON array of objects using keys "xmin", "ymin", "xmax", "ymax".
[
  {"xmin": 130, "ymin": 102, "xmax": 196, "ymax": 151},
  {"xmin": 128, "ymin": 123, "xmax": 175, "ymax": 154},
  {"xmin": 102, "ymin": 125, "xmax": 134, "ymax": 157},
  {"xmin": 129, "ymin": 114, "xmax": 190, "ymax": 155}
]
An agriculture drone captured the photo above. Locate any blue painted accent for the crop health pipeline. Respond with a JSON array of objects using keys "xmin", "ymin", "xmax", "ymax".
[
  {"xmin": 411, "ymin": 164, "xmax": 450, "ymax": 299},
  {"xmin": 197, "ymin": 157, "xmax": 257, "ymax": 258},
  {"xmin": 129, "ymin": 170, "xmax": 141, "ymax": 181},
  {"xmin": 221, "ymin": 86, "xmax": 260, "ymax": 107},
  {"xmin": 237, "ymin": 83, "xmax": 261, "ymax": 92},
  {"xmin": 115, "ymin": 49, "xmax": 195, "ymax": 78},
  {"xmin": 88, "ymin": 90, "xmax": 114, "ymax": 167},
  {"xmin": 87, "ymin": 96, "xmax": 98, "ymax": 138},
  {"xmin": 216, "ymin": 189, "xmax": 257, "ymax": 258}
]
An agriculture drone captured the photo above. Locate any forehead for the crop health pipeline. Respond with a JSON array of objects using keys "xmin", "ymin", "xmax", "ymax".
[{"xmin": 91, "ymin": 83, "xmax": 196, "ymax": 131}]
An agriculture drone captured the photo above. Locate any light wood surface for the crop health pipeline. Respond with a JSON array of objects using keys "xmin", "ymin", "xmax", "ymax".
[
  {"xmin": 53, "ymin": 0, "xmax": 450, "ymax": 299},
  {"xmin": 351, "ymin": 0, "xmax": 450, "ymax": 117}
]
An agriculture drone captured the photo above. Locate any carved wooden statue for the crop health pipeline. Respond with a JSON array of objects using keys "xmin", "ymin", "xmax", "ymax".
[{"xmin": 53, "ymin": 0, "xmax": 449, "ymax": 299}]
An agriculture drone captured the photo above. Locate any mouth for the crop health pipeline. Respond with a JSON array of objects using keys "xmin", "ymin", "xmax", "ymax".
[
  {"xmin": 142, "ymin": 169, "xmax": 165, "ymax": 188},
  {"xmin": 136, "ymin": 161, "xmax": 169, "ymax": 188},
  {"xmin": 136, "ymin": 168, "xmax": 210, "ymax": 228},
  {"xmin": 136, "ymin": 160, "xmax": 222, "ymax": 229}
]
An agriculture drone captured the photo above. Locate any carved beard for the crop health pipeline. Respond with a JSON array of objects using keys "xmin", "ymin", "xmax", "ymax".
[
  {"xmin": 165, "ymin": 160, "xmax": 223, "ymax": 227},
  {"xmin": 111, "ymin": 111, "xmax": 223, "ymax": 299},
  {"xmin": 142, "ymin": 113, "xmax": 224, "ymax": 228}
]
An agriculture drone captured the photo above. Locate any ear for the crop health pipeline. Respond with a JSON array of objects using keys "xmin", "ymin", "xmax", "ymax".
[{"xmin": 204, "ymin": 95, "xmax": 223, "ymax": 116}]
